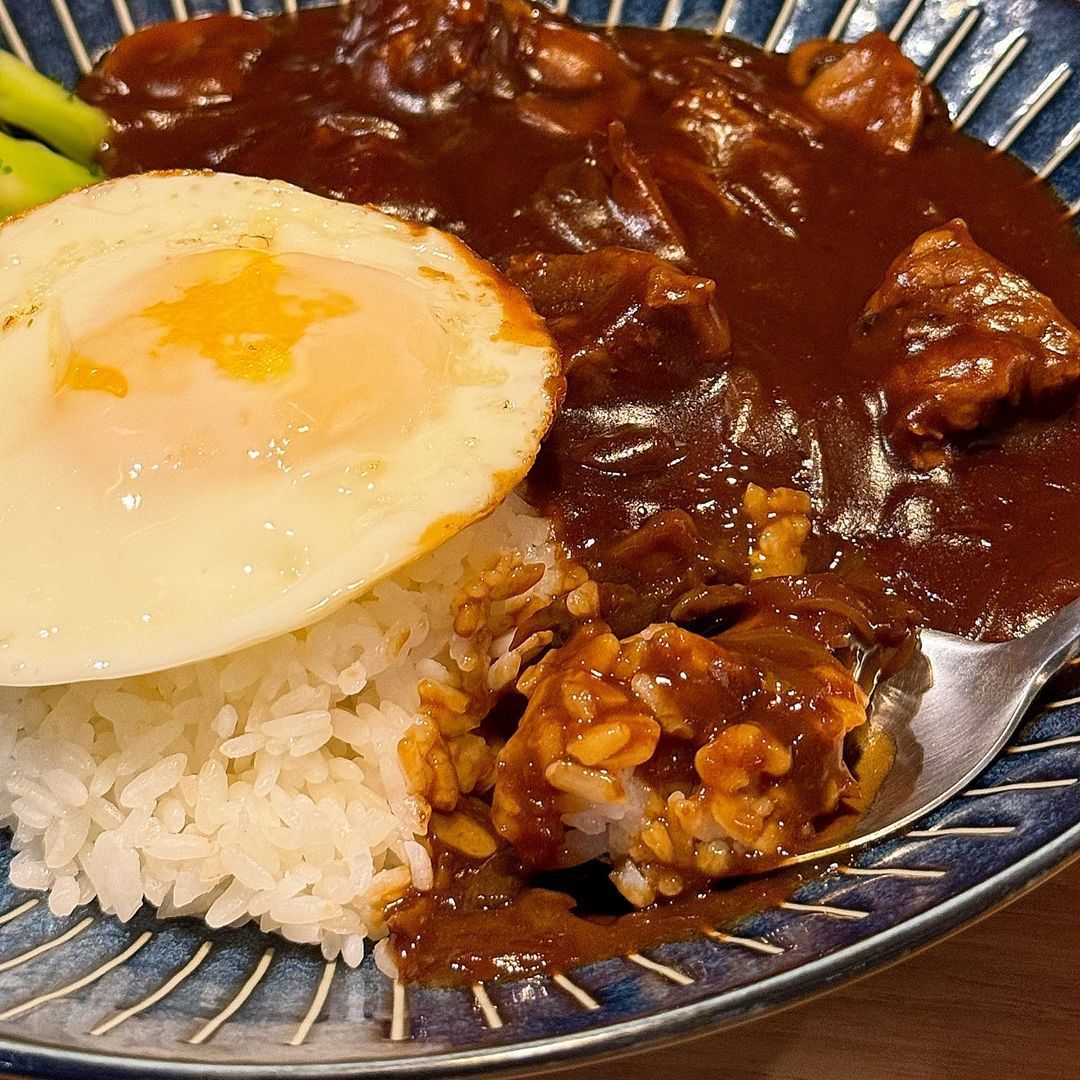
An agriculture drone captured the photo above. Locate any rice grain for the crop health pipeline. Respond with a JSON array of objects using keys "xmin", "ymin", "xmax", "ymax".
[{"xmin": 0, "ymin": 497, "xmax": 562, "ymax": 962}]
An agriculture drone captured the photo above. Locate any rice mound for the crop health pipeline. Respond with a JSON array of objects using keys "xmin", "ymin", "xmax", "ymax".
[{"xmin": 0, "ymin": 496, "xmax": 560, "ymax": 966}]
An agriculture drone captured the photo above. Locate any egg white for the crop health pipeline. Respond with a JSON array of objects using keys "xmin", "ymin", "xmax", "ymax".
[{"xmin": 0, "ymin": 171, "xmax": 562, "ymax": 685}]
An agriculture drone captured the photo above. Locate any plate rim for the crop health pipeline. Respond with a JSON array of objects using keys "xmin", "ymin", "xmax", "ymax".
[
  {"xmin": 2, "ymin": 818, "xmax": 1077, "ymax": 1079},
  {"xmin": 1, "ymin": 1, "xmax": 1079, "ymax": 1075}
]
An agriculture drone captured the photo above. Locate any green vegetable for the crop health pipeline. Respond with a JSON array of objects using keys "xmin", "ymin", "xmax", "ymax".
[
  {"xmin": 0, "ymin": 129, "xmax": 97, "ymax": 216},
  {"xmin": 0, "ymin": 50, "xmax": 107, "ymax": 166},
  {"xmin": 0, "ymin": 50, "xmax": 108, "ymax": 217}
]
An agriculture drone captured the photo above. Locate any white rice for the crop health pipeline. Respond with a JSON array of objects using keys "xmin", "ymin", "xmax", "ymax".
[{"xmin": 0, "ymin": 496, "xmax": 560, "ymax": 966}]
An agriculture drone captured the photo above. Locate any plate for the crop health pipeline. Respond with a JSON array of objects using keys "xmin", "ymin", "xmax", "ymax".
[{"xmin": 1, "ymin": 0, "xmax": 1079, "ymax": 1075}]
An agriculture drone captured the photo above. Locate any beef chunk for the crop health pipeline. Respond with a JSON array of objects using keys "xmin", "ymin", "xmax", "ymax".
[
  {"xmin": 505, "ymin": 246, "xmax": 729, "ymax": 384},
  {"xmin": 857, "ymin": 219, "xmax": 1080, "ymax": 468},
  {"xmin": 519, "ymin": 122, "xmax": 689, "ymax": 263},
  {"xmin": 651, "ymin": 56, "xmax": 821, "ymax": 238},
  {"xmin": 337, "ymin": 0, "xmax": 532, "ymax": 116},
  {"xmin": 788, "ymin": 32, "xmax": 930, "ymax": 154},
  {"xmin": 91, "ymin": 14, "xmax": 272, "ymax": 105},
  {"xmin": 512, "ymin": 21, "xmax": 642, "ymax": 136},
  {"xmin": 337, "ymin": 0, "xmax": 637, "ymax": 124},
  {"xmin": 222, "ymin": 115, "xmax": 455, "ymax": 225}
]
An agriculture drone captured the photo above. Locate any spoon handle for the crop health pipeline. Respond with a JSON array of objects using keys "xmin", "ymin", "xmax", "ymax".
[{"xmin": 1012, "ymin": 595, "xmax": 1080, "ymax": 676}]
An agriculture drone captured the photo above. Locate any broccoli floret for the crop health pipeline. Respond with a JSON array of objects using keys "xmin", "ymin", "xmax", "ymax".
[
  {"xmin": 0, "ymin": 50, "xmax": 106, "ymax": 166},
  {"xmin": 0, "ymin": 129, "xmax": 97, "ymax": 216}
]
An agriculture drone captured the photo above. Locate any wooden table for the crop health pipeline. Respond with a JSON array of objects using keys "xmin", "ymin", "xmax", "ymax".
[{"xmin": 576, "ymin": 858, "xmax": 1079, "ymax": 1080}]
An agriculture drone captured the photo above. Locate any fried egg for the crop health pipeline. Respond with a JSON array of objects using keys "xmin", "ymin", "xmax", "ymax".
[{"xmin": 0, "ymin": 172, "xmax": 562, "ymax": 685}]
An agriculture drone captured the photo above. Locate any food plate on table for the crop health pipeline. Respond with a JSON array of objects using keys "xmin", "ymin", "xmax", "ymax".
[{"xmin": 0, "ymin": 0, "xmax": 1078, "ymax": 1076}]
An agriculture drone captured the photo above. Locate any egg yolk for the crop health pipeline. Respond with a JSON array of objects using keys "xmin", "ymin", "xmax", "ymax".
[
  {"xmin": 59, "ymin": 250, "xmax": 358, "ymax": 395},
  {"xmin": 61, "ymin": 356, "xmax": 129, "ymax": 397},
  {"xmin": 144, "ymin": 250, "xmax": 356, "ymax": 382},
  {"xmin": 48, "ymin": 245, "xmax": 467, "ymax": 494}
]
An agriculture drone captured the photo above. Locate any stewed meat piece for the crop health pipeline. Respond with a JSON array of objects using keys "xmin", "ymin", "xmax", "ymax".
[
  {"xmin": 788, "ymin": 32, "xmax": 931, "ymax": 154},
  {"xmin": 88, "ymin": 13, "xmax": 273, "ymax": 106},
  {"xmin": 516, "ymin": 122, "xmax": 689, "ymax": 264},
  {"xmin": 338, "ymin": 0, "xmax": 636, "ymax": 122},
  {"xmin": 505, "ymin": 245, "xmax": 729, "ymax": 380},
  {"xmin": 650, "ymin": 55, "xmax": 822, "ymax": 238},
  {"xmin": 857, "ymin": 219, "xmax": 1080, "ymax": 468}
]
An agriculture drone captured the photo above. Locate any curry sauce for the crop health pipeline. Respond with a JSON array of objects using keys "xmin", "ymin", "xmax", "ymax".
[{"xmin": 80, "ymin": 0, "xmax": 1080, "ymax": 983}]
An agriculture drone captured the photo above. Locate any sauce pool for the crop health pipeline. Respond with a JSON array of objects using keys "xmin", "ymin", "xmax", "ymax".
[{"xmin": 79, "ymin": 0, "xmax": 1080, "ymax": 983}]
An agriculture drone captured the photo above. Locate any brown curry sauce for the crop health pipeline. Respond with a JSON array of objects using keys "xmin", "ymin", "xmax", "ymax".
[{"xmin": 79, "ymin": 0, "xmax": 1080, "ymax": 983}]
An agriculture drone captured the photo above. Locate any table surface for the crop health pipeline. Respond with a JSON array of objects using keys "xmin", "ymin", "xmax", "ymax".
[{"xmin": 574, "ymin": 857, "xmax": 1079, "ymax": 1080}]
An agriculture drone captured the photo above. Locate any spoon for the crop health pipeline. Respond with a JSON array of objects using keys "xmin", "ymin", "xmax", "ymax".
[{"xmin": 787, "ymin": 596, "xmax": 1080, "ymax": 864}]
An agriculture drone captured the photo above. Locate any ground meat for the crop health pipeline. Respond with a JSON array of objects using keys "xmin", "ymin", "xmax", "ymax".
[
  {"xmin": 857, "ymin": 218, "xmax": 1080, "ymax": 468},
  {"xmin": 788, "ymin": 32, "xmax": 930, "ymax": 154}
]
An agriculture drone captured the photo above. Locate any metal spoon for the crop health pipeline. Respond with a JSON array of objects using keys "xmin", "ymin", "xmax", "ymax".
[{"xmin": 787, "ymin": 596, "xmax": 1080, "ymax": 863}]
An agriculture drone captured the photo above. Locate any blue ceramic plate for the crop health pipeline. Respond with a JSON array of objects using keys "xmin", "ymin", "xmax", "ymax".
[{"xmin": 0, "ymin": 0, "xmax": 1079, "ymax": 1076}]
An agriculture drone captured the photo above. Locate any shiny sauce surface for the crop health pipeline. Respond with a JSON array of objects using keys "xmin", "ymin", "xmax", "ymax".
[
  {"xmin": 80, "ymin": 0, "xmax": 1080, "ymax": 983},
  {"xmin": 83, "ymin": 2, "xmax": 1080, "ymax": 641}
]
